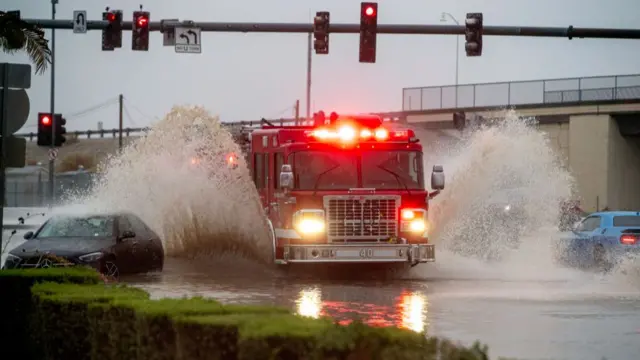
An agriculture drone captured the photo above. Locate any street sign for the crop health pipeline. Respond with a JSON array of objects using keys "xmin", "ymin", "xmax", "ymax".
[
  {"xmin": 175, "ymin": 27, "xmax": 202, "ymax": 53},
  {"xmin": 161, "ymin": 19, "xmax": 179, "ymax": 46},
  {"xmin": 73, "ymin": 10, "xmax": 87, "ymax": 34},
  {"xmin": 0, "ymin": 89, "xmax": 29, "ymax": 134},
  {"xmin": 6, "ymin": 136, "xmax": 26, "ymax": 168},
  {"xmin": 48, "ymin": 148, "xmax": 58, "ymax": 161},
  {"xmin": 0, "ymin": 63, "xmax": 31, "ymax": 89}
]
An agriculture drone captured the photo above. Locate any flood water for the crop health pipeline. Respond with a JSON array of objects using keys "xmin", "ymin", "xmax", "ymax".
[{"xmin": 124, "ymin": 257, "xmax": 640, "ymax": 360}]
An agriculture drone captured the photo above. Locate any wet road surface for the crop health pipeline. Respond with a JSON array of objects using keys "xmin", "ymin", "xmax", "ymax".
[{"xmin": 124, "ymin": 256, "xmax": 640, "ymax": 360}]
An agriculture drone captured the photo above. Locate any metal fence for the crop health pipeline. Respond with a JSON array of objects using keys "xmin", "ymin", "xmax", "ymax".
[
  {"xmin": 5, "ymin": 166, "xmax": 96, "ymax": 207},
  {"xmin": 402, "ymin": 74, "xmax": 640, "ymax": 111}
]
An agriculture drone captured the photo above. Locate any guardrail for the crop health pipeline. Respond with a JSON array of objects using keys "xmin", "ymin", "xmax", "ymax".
[{"xmin": 402, "ymin": 74, "xmax": 640, "ymax": 111}]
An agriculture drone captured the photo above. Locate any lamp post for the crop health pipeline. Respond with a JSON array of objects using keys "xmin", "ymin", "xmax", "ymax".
[{"xmin": 440, "ymin": 12, "xmax": 459, "ymax": 108}]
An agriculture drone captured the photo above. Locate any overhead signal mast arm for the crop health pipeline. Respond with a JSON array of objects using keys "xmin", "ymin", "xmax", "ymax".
[{"xmin": 20, "ymin": 18, "xmax": 640, "ymax": 39}]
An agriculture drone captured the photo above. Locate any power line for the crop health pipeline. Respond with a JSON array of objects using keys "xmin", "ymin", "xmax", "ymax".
[
  {"xmin": 122, "ymin": 104, "xmax": 139, "ymax": 127},
  {"xmin": 66, "ymin": 97, "xmax": 119, "ymax": 120},
  {"xmin": 123, "ymin": 97, "xmax": 157, "ymax": 122}
]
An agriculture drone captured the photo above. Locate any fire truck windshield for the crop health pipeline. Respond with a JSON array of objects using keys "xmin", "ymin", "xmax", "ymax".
[{"xmin": 290, "ymin": 150, "xmax": 423, "ymax": 190}]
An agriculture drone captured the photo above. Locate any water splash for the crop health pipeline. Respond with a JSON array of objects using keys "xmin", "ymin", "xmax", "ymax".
[
  {"xmin": 62, "ymin": 106, "xmax": 270, "ymax": 263},
  {"xmin": 411, "ymin": 110, "xmax": 640, "ymax": 293},
  {"xmin": 426, "ymin": 110, "xmax": 574, "ymax": 261}
]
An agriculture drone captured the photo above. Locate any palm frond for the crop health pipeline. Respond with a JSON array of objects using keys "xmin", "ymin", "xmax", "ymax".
[
  {"xmin": 21, "ymin": 27, "xmax": 51, "ymax": 75},
  {"xmin": 0, "ymin": 11, "xmax": 52, "ymax": 75}
]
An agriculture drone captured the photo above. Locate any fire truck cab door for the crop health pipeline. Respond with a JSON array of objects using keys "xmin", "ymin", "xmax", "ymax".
[{"xmin": 253, "ymin": 152, "xmax": 270, "ymax": 214}]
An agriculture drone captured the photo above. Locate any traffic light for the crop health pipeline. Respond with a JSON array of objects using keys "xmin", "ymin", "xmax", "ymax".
[
  {"xmin": 359, "ymin": 2, "xmax": 378, "ymax": 63},
  {"xmin": 132, "ymin": 11, "xmax": 150, "ymax": 51},
  {"xmin": 313, "ymin": 11, "xmax": 330, "ymax": 54},
  {"xmin": 54, "ymin": 113, "xmax": 67, "ymax": 147},
  {"xmin": 37, "ymin": 112, "xmax": 53, "ymax": 146},
  {"xmin": 465, "ymin": 13, "xmax": 483, "ymax": 56},
  {"xmin": 102, "ymin": 10, "xmax": 122, "ymax": 51}
]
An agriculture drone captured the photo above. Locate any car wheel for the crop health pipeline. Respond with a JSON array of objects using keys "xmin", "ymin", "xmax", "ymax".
[
  {"xmin": 592, "ymin": 244, "xmax": 609, "ymax": 272},
  {"xmin": 102, "ymin": 260, "xmax": 120, "ymax": 280}
]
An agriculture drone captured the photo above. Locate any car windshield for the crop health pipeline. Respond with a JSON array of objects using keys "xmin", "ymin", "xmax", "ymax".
[
  {"xmin": 290, "ymin": 150, "xmax": 423, "ymax": 190},
  {"xmin": 292, "ymin": 151, "xmax": 358, "ymax": 190},
  {"xmin": 361, "ymin": 151, "xmax": 423, "ymax": 190},
  {"xmin": 36, "ymin": 216, "xmax": 115, "ymax": 238}
]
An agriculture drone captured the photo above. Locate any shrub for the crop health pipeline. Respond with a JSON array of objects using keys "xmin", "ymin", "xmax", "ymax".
[
  {"xmin": 0, "ymin": 267, "xmax": 101, "ymax": 359},
  {"xmin": 31, "ymin": 282, "xmax": 149, "ymax": 360}
]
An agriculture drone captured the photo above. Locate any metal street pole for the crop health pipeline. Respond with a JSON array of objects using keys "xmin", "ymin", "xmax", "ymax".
[
  {"xmin": 306, "ymin": 32, "xmax": 312, "ymax": 121},
  {"xmin": 441, "ymin": 13, "xmax": 460, "ymax": 108},
  {"xmin": 48, "ymin": 0, "xmax": 58, "ymax": 208}
]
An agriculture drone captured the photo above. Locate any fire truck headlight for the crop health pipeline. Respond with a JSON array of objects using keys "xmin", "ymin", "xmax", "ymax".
[
  {"xmin": 297, "ymin": 219, "xmax": 325, "ymax": 234},
  {"xmin": 408, "ymin": 219, "xmax": 427, "ymax": 233},
  {"xmin": 401, "ymin": 209, "xmax": 428, "ymax": 235},
  {"xmin": 293, "ymin": 209, "xmax": 326, "ymax": 236}
]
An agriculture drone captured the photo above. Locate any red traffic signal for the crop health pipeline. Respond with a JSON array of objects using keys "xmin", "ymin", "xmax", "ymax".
[
  {"xmin": 39, "ymin": 114, "xmax": 51, "ymax": 126},
  {"xmin": 107, "ymin": 12, "xmax": 116, "ymax": 22},
  {"xmin": 136, "ymin": 15, "xmax": 149, "ymax": 27},
  {"xmin": 364, "ymin": 6, "xmax": 375, "ymax": 16}
]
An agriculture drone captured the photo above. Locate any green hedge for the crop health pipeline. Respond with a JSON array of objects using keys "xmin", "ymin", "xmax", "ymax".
[
  {"xmin": 0, "ymin": 267, "xmax": 492, "ymax": 360},
  {"xmin": 0, "ymin": 267, "xmax": 103, "ymax": 359}
]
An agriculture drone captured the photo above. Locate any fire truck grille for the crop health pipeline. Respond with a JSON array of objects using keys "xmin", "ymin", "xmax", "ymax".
[{"xmin": 324, "ymin": 195, "xmax": 400, "ymax": 242}]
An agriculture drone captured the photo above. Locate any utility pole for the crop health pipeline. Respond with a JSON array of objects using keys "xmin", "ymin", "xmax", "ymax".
[
  {"xmin": 305, "ymin": 32, "xmax": 312, "ymax": 121},
  {"xmin": 118, "ymin": 94, "xmax": 123, "ymax": 150},
  {"xmin": 294, "ymin": 99, "xmax": 300, "ymax": 124},
  {"xmin": 48, "ymin": 0, "xmax": 58, "ymax": 207}
]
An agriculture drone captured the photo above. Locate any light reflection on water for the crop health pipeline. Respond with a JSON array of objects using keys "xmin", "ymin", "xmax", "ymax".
[
  {"xmin": 126, "ymin": 258, "xmax": 430, "ymax": 334},
  {"xmin": 293, "ymin": 287, "xmax": 428, "ymax": 333}
]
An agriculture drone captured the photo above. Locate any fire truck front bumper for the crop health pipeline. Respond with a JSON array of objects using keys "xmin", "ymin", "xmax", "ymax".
[{"xmin": 277, "ymin": 243, "xmax": 435, "ymax": 266}]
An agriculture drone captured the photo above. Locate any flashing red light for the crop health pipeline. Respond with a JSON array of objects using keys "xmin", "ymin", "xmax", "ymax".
[
  {"xmin": 136, "ymin": 16, "xmax": 149, "ymax": 27},
  {"xmin": 41, "ymin": 115, "xmax": 51, "ymax": 126},
  {"xmin": 365, "ymin": 6, "xmax": 376, "ymax": 17},
  {"xmin": 374, "ymin": 128, "xmax": 388, "ymax": 141},
  {"xmin": 308, "ymin": 125, "xmax": 414, "ymax": 143},
  {"xmin": 107, "ymin": 12, "xmax": 116, "ymax": 22},
  {"xmin": 620, "ymin": 234, "xmax": 637, "ymax": 245}
]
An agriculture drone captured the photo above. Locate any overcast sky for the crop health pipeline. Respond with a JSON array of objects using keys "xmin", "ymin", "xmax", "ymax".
[{"xmin": 3, "ymin": 0, "xmax": 640, "ymax": 132}]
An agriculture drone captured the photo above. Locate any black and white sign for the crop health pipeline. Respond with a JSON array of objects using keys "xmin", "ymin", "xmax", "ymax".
[
  {"xmin": 73, "ymin": 10, "xmax": 87, "ymax": 34},
  {"xmin": 48, "ymin": 148, "xmax": 58, "ymax": 161},
  {"xmin": 174, "ymin": 27, "xmax": 202, "ymax": 54}
]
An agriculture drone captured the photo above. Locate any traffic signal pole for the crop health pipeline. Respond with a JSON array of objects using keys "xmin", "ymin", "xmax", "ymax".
[
  {"xmin": 48, "ymin": 0, "xmax": 58, "ymax": 208},
  {"xmin": 20, "ymin": 19, "xmax": 640, "ymax": 39}
]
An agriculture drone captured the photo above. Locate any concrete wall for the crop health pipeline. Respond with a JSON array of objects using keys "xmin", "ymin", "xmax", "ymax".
[
  {"xmin": 564, "ymin": 114, "xmax": 640, "ymax": 212},
  {"xmin": 606, "ymin": 120, "xmax": 640, "ymax": 211},
  {"xmin": 567, "ymin": 115, "xmax": 611, "ymax": 212},
  {"xmin": 538, "ymin": 122, "xmax": 570, "ymax": 171}
]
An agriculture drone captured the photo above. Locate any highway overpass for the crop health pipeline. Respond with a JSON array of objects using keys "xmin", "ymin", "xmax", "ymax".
[{"xmin": 404, "ymin": 73, "xmax": 640, "ymax": 213}]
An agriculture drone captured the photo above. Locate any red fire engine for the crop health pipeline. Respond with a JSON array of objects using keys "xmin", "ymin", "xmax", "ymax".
[{"xmin": 236, "ymin": 111, "xmax": 445, "ymax": 267}]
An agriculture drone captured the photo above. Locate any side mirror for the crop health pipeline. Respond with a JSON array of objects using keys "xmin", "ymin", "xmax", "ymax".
[
  {"xmin": 279, "ymin": 164, "xmax": 294, "ymax": 190},
  {"xmin": 431, "ymin": 165, "xmax": 445, "ymax": 190},
  {"xmin": 428, "ymin": 190, "xmax": 441, "ymax": 200},
  {"xmin": 118, "ymin": 230, "xmax": 136, "ymax": 242},
  {"xmin": 23, "ymin": 231, "xmax": 34, "ymax": 240}
]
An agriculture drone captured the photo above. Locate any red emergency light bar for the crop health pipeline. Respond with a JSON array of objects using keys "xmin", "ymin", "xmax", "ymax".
[{"xmin": 306, "ymin": 124, "xmax": 415, "ymax": 143}]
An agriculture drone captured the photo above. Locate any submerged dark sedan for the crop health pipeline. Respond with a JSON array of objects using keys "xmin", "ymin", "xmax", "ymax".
[{"xmin": 3, "ymin": 212, "xmax": 164, "ymax": 279}]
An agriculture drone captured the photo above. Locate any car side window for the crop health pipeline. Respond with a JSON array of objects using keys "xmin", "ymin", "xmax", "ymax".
[
  {"xmin": 578, "ymin": 216, "xmax": 601, "ymax": 232},
  {"xmin": 128, "ymin": 216, "xmax": 150, "ymax": 237},
  {"xmin": 118, "ymin": 216, "xmax": 134, "ymax": 236}
]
